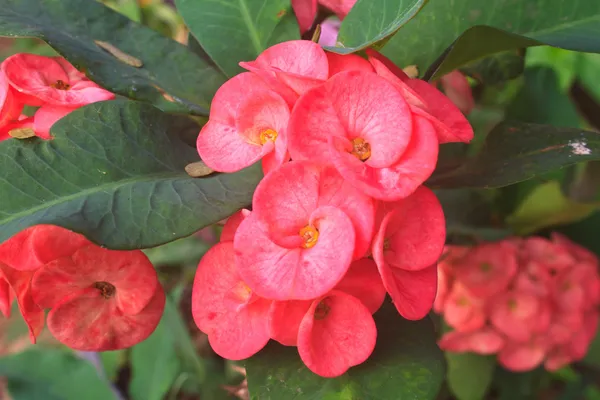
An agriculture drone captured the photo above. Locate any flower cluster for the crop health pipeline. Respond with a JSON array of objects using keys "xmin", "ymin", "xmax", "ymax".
[
  {"xmin": 436, "ymin": 234, "xmax": 600, "ymax": 372},
  {"xmin": 0, "ymin": 225, "xmax": 164, "ymax": 351},
  {"xmin": 0, "ymin": 53, "xmax": 114, "ymax": 141},
  {"xmin": 193, "ymin": 40, "xmax": 473, "ymax": 377}
]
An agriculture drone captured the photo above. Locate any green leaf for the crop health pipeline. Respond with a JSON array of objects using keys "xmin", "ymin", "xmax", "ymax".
[
  {"xmin": 505, "ymin": 67, "xmax": 582, "ymax": 127},
  {"xmin": 428, "ymin": 121, "xmax": 600, "ymax": 189},
  {"xmin": 100, "ymin": 350, "xmax": 126, "ymax": 382},
  {"xmin": 460, "ymin": 50, "xmax": 524, "ymax": 85},
  {"xmin": 507, "ymin": 181, "xmax": 599, "ymax": 235},
  {"xmin": 176, "ymin": 0, "xmax": 299, "ymax": 77},
  {"xmin": 246, "ymin": 300, "xmax": 445, "ymax": 400},
  {"xmin": 0, "ymin": 0, "xmax": 226, "ymax": 114},
  {"xmin": 329, "ymin": 0, "xmax": 427, "ymax": 54},
  {"xmin": 143, "ymin": 235, "xmax": 211, "ymax": 267},
  {"xmin": 525, "ymin": 47, "xmax": 579, "ymax": 91},
  {"xmin": 130, "ymin": 312, "xmax": 180, "ymax": 400},
  {"xmin": 380, "ymin": 1, "xmax": 600, "ymax": 79},
  {"xmin": 446, "ymin": 353, "xmax": 495, "ymax": 400},
  {"xmin": 0, "ymin": 348, "xmax": 117, "ymax": 400},
  {"xmin": 0, "ymin": 99, "xmax": 262, "ymax": 249}
]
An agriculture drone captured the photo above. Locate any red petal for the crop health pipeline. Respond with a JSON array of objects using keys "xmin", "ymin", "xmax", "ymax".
[
  {"xmin": 291, "ymin": 0, "xmax": 318, "ymax": 33},
  {"xmin": 33, "ymin": 104, "xmax": 78, "ymax": 139},
  {"xmin": 438, "ymin": 71, "xmax": 474, "ymax": 115},
  {"xmin": 47, "ymin": 284, "xmax": 165, "ymax": 351},
  {"xmin": 220, "ymin": 209, "xmax": 250, "ymax": 242},
  {"xmin": 192, "ymin": 242, "xmax": 271, "ymax": 359},
  {"xmin": 319, "ymin": 0, "xmax": 356, "ymax": 19},
  {"xmin": 32, "ymin": 244, "xmax": 158, "ymax": 316},
  {"xmin": 298, "ymin": 290, "xmax": 376, "ymax": 377},
  {"xmin": 326, "ymin": 52, "xmax": 374, "ymax": 77},
  {"xmin": 0, "ymin": 225, "xmax": 90, "ymax": 271},
  {"xmin": 334, "ymin": 258, "xmax": 386, "ymax": 313},
  {"xmin": 269, "ymin": 300, "xmax": 312, "ymax": 346},
  {"xmin": 498, "ymin": 338, "xmax": 546, "ymax": 372},
  {"xmin": 439, "ymin": 328, "xmax": 504, "ymax": 355}
]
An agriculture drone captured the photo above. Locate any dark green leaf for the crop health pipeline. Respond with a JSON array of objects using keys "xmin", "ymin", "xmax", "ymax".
[
  {"xmin": 446, "ymin": 353, "xmax": 495, "ymax": 400},
  {"xmin": 329, "ymin": 0, "xmax": 426, "ymax": 54},
  {"xmin": 0, "ymin": 99, "xmax": 262, "ymax": 249},
  {"xmin": 0, "ymin": 348, "xmax": 117, "ymax": 400},
  {"xmin": 143, "ymin": 235, "xmax": 211, "ymax": 267},
  {"xmin": 0, "ymin": 0, "xmax": 226, "ymax": 114},
  {"xmin": 100, "ymin": 351, "xmax": 126, "ymax": 382},
  {"xmin": 176, "ymin": 0, "xmax": 299, "ymax": 77},
  {"xmin": 246, "ymin": 300, "xmax": 445, "ymax": 400},
  {"xmin": 506, "ymin": 67, "xmax": 582, "ymax": 127},
  {"xmin": 460, "ymin": 51, "xmax": 524, "ymax": 85},
  {"xmin": 130, "ymin": 313, "xmax": 180, "ymax": 400},
  {"xmin": 428, "ymin": 121, "xmax": 600, "ymax": 189},
  {"xmin": 380, "ymin": 1, "xmax": 600, "ymax": 79}
]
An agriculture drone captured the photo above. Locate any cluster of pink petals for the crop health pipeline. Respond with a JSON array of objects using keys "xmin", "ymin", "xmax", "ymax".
[
  {"xmin": 0, "ymin": 54, "xmax": 114, "ymax": 141},
  {"xmin": 194, "ymin": 40, "xmax": 473, "ymax": 377},
  {"xmin": 436, "ymin": 234, "xmax": 600, "ymax": 372},
  {"xmin": 0, "ymin": 225, "xmax": 164, "ymax": 351}
]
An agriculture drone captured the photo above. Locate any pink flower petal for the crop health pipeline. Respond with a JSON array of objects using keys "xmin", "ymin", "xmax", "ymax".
[
  {"xmin": 289, "ymin": 70, "xmax": 412, "ymax": 169},
  {"xmin": 490, "ymin": 291, "xmax": 539, "ymax": 342},
  {"xmin": 33, "ymin": 104, "xmax": 79, "ymax": 139},
  {"xmin": 192, "ymin": 242, "xmax": 271, "ymax": 360},
  {"xmin": 220, "ymin": 209, "xmax": 251, "ymax": 242},
  {"xmin": 319, "ymin": 0, "xmax": 357, "ymax": 19},
  {"xmin": 375, "ymin": 260, "xmax": 438, "ymax": 320},
  {"xmin": 234, "ymin": 208, "xmax": 355, "ymax": 300},
  {"xmin": 373, "ymin": 186, "xmax": 445, "ymax": 271},
  {"xmin": 328, "ymin": 114, "xmax": 438, "ymax": 200},
  {"xmin": 439, "ymin": 328, "xmax": 505, "ymax": 355},
  {"xmin": 442, "ymin": 283, "xmax": 486, "ymax": 332},
  {"xmin": 291, "ymin": 0, "xmax": 318, "ymax": 33},
  {"xmin": 47, "ymin": 284, "xmax": 165, "ymax": 351},
  {"xmin": 438, "ymin": 71, "xmax": 474, "ymax": 115},
  {"xmin": 334, "ymin": 258, "xmax": 386, "ymax": 313},
  {"xmin": 498, "ymin": 338, "xmax": 547, "ymax": 372},
  {"xmin": 32, "ymin": 244, "xmax": 159, "ymax": 316},
  {"xmin": 326, "ymin": 52, "xmax": 373, "ymax": 77},
  {"xmin": 298, "ymin": 290, "xmax": 376, "ymax": 377},
  {"xmin": 269, "ymin": 299, "xmax": 312, "ymax": 346}
]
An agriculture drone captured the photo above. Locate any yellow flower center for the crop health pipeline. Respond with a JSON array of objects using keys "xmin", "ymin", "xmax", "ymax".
[
  {"xmin": 299, "ymin": 225, "xmax": 319, "ymax": 249},
  {"xmin": 51, "ymin": 80, "xmax": 71, "ymax": 90},
  {"xmin": 350, "ymin": 137, "xmax": 371, "ymax": 161},
  {"xmin": 259, "ymin": 128, "xmax": 278, "ymax": 145}
]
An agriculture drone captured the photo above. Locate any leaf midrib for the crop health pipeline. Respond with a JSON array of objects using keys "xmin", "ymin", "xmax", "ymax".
[
  {"xmin": 238, "ymin": 0, "xmax": 263, "ymax": 54},
  {"xmin": 0, "ymin": 171, "xmax": 191, "ymax": 226}
]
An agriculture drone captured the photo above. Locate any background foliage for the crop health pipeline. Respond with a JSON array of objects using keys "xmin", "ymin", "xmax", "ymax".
[{"xmin": 0, "ymin": 0, "xmax": 600, "ymax": 399}]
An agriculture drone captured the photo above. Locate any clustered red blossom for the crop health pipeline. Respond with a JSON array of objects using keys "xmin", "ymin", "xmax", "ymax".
[
  {"xmin": 0, "ymin": 53, "xmax": 114, "ymax": 141},
  {"xmin": 192, "ymin": 40, "xmax": 473, "ymax": 377},
  {"xmin": 0, "ymin": 225, "xmax": 165, "ymax": 351},
  {"xmin": 436, "ymin": 234, "xmax": 600, "ymax": 372}
]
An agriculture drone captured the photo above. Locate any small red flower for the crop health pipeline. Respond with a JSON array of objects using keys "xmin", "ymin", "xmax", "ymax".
[
  {"xmin": 31, "ymin": 240, "xmax": 164, "ymax": 351},
  {"xmin": 288, "ymin": 70, "xmax": 439, "ymax": 200},
  {"xmin": 498, "ymin": 337, "xmax": 547, "ymax": 372},
  {"xmin": 192, "ymin": 242, "xmax": 271, "ymax": 360},
  {"xmin": 196, "ymin": 72, "xmax": 290, "ymax": 174},
  {"xmin": 1, "ymin": 54, "xmax": 114, "ymax": 107},
  {"xmin": 234, "ymin": 161, "xmax": 374, "ymax": 300},
  {"xmin": 439, "ymin": 328, "xmax": 505, "ymax": 355},
  {"xmin": 0, "ymin": 71, "xmax": 22, "ymax": 134}
]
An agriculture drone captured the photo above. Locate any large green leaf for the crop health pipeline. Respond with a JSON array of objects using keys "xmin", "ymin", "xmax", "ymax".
[
  {"xmin": 330, "ymin": 0, "xmax": 427, "ymax": 53},
  {"xmin": 0, "ymin": 99, "xmax": 262, "ymax": 249},
  {"xmin": 428, "ymin": 121, "xmax": 600, "ymax": 189},
  {"xmin": 246, "ymin": 300, "xmax": 445, "ymax": 400},
  {"xmin": 380, "ymin": 0, "xmax": 600, "ymax": 79},
  {"xmin": 176, "ymin": 0, "xmax": 299, "ymax": 77},
  {"xmin": 446, "ymin": 353, "xmax": 495, "ymax": 400},
  {"xmin": 0, "ymin": 0, "xmax": 226, "ymax": 114},
  {"xmin": 130, "ymin": 312, "xmax": 180, "ymax": 400},
  {"xmin": 0, "ymin": 348, "xmax": 117, "ymax": 400}
]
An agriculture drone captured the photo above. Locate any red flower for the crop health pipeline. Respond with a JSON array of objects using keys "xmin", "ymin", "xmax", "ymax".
[
  {"xmin": 1, "ymin": 54, "xmax": 114, "ymax": 107},
  {"xmin": 234, "ymin": 161, "xmax": 374, "ymax": 300},
  {"xmin": 31, "ymin": 240, "xmax": 164, "ymax": 351},
  {"xmin": 288, "ymin": 70, "xmax": 439, "ymax": 200},
  {"xmin": 196, "ymin": 72, "xmax": 290, "ymax": 174},
  {"xmin": 192, "ymin": 242, "xmax": 271, "ymax": 360},
  {"xmin": 439, "ymin": 328, "xmax": 504, "ymax": 355}
]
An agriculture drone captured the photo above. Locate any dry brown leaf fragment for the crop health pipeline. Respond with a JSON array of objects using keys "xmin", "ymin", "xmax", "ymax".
[
  {"xmin": 185, "ymin": 161, "xmax": 214, "ymax": 177},
  {"xmin": 94, "ymin": 40, "xmax": 143, "ymax": 67}
]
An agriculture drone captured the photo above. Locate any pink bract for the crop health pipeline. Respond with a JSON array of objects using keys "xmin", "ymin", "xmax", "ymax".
[
  {"xmin": 490, "ymin": 291, "xmax": 540, "ymax": 342},
  {"xmin": 192, "ymin": 242, "xmax": 271, "ymax": 360},
  {"xmin": 1, "ymin": 54, "xmax": 114, "ymax": 106},
  {"xmin": 0, "ymin": 71, "xmax": 22, "ymax": 129},
  {"xmin": 439, "ymin": 328, "xmax": 505, "ymax": 355},
  {"xmin": 372, "ymin": 186, "xmax": 446, "ymax": 271},
  {"xmin": 248, "ymin": 160, "xmax": 373, "ymax": 261},
  {"xmin": 240, "ymin": 40, "xmax": 328, "ymax": 102},
  {"xmin": 291, "ymin": 0, "xmax": 318, "ymax": 33},
  {"xmin": 498, "ymin": 337, "xmax": 547, "ymax": 372},
  {"xmin": 46, "ymin": 283, "xmax": 165, "ymax": 351},
  {"xmin": 438, "ymin": 71, "xmax": 474, "ymax": 115},
  {"xmin": 326, "ymin": 52, "xmax": 374, "ymax": 77},
  {"xmin": 288, "ymin": 70, "xmax": 438, "ymax": 200},
  {"xmin": 33, "ymin": 104, "xmax": 79, "ymax": 139},
  {"xmin": 196, "ymin": 72, "xmax": 290, "ymax": 174},
  {"xmin": 366, "ymin": 49, "xmax": 473, "ymax": 144},
  {"xmin": 220, "ymin": 209, "xmax": 250, "ymax": 242},
  {"xmin": 443, "ymin": 283, "xmax": 486, "ymax": 332},
  {"xmin": 297, "ymin": 290, "xmax": 376, "ymax": 377}
]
